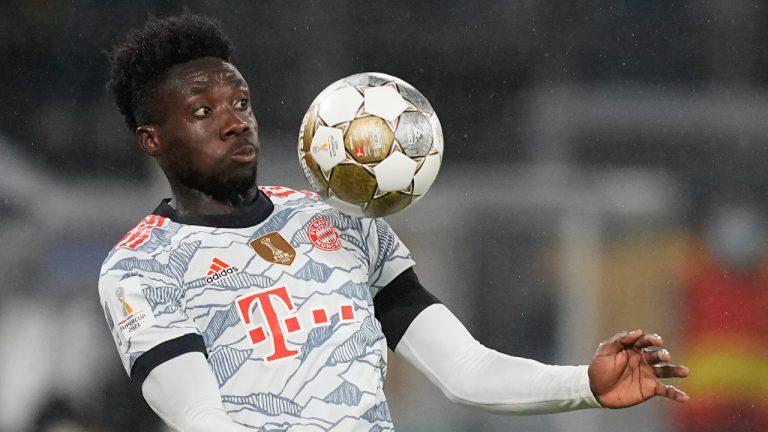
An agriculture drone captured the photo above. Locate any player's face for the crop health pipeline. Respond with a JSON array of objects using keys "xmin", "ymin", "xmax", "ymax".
[{"xmin": 149, "ymin": 57, "xmax": 259, "ymax": 204}]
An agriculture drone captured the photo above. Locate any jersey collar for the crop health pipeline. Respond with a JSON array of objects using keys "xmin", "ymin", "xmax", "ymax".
[{"xmin": 152, "ymin": 189, "xmax": 274, "ymax": 228}]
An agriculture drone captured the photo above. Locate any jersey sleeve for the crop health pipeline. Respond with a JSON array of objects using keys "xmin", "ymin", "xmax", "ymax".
[
  {"xmin": 98, "ymin": 252, "xmax": 205, "ymax": 384},
  {"xmin": 362, "ymin": 218, "xmax": 416, "ymax": 296}
]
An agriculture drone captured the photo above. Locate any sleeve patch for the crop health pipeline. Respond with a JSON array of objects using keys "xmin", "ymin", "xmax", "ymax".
[{"xmin": 107, "ymin": 276, "xmax": 157, "ymax": 343}]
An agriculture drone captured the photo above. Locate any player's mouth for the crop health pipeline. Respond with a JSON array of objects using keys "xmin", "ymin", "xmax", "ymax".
[{"xmin": 231, "ymin": 144, "xmax": 257, "ymax": 164}]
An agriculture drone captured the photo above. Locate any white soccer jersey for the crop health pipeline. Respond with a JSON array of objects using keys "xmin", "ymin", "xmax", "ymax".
[{"xmin": 98, "ymin": 186, "xmax": 415, "ymax": 431}]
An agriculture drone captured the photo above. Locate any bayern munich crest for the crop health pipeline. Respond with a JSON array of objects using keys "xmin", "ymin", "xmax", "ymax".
[{"xmin": 308, "ymin": 219, "xmax": 342, "ymax": 251}]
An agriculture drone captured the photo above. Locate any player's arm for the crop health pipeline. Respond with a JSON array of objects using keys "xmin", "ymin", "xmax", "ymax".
[
  {"xmin": 375, "ymin": 268, "xmax": 689, "ymax": 414},
  {"xmin": 140, "ymin": 351, "xmax": 253, "ymax": 432},
  {"xmin": 99, "ymin": 270, "xmax": 251, "ymax": 431}
]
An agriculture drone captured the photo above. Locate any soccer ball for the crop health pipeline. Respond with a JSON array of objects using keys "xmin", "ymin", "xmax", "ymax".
[{"xmin": 298, "ymin": 72, "xmax": 443, "ymax": 218}]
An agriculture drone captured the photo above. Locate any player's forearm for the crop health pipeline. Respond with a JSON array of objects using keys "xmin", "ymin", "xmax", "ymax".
[
  {"xmin": 396, "ymin": 304, "xmax": 601, "ymax": 415},
  {"xmin": 409, "ymin": 343, "xmax": 598, "ymax": 414},
  {"xmin": 142, "ymin": 352, "xmax": 253, "ymax": 432}
]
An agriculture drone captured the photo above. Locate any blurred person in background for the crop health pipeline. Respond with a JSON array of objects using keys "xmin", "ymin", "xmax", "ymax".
[
  {"xmin": 676, "ymin": 200, "xmax": 768, "ymax": 432},
  {"xmin": 97, "ymin": 13, "xmax": 689, "ymax": 431}
]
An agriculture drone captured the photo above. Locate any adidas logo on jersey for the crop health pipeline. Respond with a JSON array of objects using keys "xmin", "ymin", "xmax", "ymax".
[{"xmin": 205, "ymin": 258, "xmax": 239, "ymax": 284}]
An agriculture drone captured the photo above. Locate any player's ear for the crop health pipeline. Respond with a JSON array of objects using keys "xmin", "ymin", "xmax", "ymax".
[{"xmin": 137, "ymin": 126, "xmax": 162, "ymax": 157}]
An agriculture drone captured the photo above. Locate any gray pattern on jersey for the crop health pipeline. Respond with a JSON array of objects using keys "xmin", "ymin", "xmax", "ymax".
[
  {"xmin": 221, "ymin": 392, "xmax": 302, "ymax": 416},
  {"xmin": 297, "ymin": 314, "xmax": 340, "ymax": 362},
  {"xmin": 103, "ymin": 301, "xmax": 115, "ymax": 333},
  {"xmin": 208, "ymin": 344, "xmax": 254, "ymax": 386},
  {"xmin": 202, "ymin": 304, "xmax": 242, "ymax": 347},
  {"xmin": 363, "ymin": 402, "xmax": 391, "ymax": 423},
  {"xmin": 325, "ymin": 381, "xmax": 363, "ymax": 406},
  {"xmin": 326, "ymin": 316, "xmax": 382, "ymax": 366}
]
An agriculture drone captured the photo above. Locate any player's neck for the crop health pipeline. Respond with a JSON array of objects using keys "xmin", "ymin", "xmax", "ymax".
[{"xmin": 169, "ymin": 184, "xmax": 260, "ymax": 216}]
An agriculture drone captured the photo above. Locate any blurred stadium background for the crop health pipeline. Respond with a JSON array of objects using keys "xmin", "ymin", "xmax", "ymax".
[{"xmin": 2, "ymin": 1, "xmax": 768, "ymax": 431}]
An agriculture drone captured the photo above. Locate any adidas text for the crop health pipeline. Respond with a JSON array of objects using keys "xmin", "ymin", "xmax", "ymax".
[{"xmin": 206, "ymin": 266, "xmax": 239, "ymax": 284}]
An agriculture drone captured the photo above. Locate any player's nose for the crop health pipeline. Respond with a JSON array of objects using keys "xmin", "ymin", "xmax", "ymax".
[{"xmin": 221, "ymin": 110, "xmax": 252, "ymax": 139}]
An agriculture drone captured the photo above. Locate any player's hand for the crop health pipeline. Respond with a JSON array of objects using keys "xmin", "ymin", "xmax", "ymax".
[{"xmin": 587, "ymin": 329, "xmax": 690, "ymax": 408}]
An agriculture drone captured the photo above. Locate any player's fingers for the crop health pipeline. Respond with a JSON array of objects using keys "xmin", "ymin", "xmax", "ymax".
[
  {"xmin": 632, "ymin": 333, "xmax": 664, "ymax": 350},
  {"xmin": 598, "ymin": 330, "xmax": 645, "ymax": 355},
  {"xmin": 653, "ymin": 364, "xmax": 691, "ymax": 379},
  {"xmin": 643, "ymin": 347, "xmax": 670, "ymax": 365},
  {"xmin": 655, "ymin": 381, "xmax": 690, "ymax": 402}
]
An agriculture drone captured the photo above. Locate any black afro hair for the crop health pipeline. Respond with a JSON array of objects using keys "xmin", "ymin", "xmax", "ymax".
[{"xmin": 107, "ymin": 14, "xmax": 234, "ymax": 131}]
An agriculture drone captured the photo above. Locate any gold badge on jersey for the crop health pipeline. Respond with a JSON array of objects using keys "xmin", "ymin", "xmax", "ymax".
[{"xmin": 251, "ymin": 232, "xmax": 296, "ymax": 265}]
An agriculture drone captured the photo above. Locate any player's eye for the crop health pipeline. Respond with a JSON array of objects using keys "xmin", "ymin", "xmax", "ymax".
[
  {"xmin": 234, "ymin": 97, "xmax": 249, "ymax": 110},
  {"xmin": 192, "ymin": 106, "xmax": 212, "ymax": 118}
]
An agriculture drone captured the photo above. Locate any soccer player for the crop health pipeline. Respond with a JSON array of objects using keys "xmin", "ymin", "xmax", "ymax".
[{"xmin": 99, "ymin": 14, "xmax": 689, "ymax": 432}]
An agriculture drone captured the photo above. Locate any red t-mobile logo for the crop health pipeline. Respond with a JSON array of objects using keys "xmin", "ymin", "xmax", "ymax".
[{"xmin": 236, "ymin": 286, "xmax": 356, "ymax": 362}]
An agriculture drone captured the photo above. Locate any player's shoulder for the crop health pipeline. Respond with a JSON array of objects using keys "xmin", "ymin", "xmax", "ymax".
[
  {"xmin": 98, "ymin": 213, "xmax": 182, "ymax": 301},
  {"xmin": 101, "ymin": 214, "xmax": 173, "ymax": 270}
]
